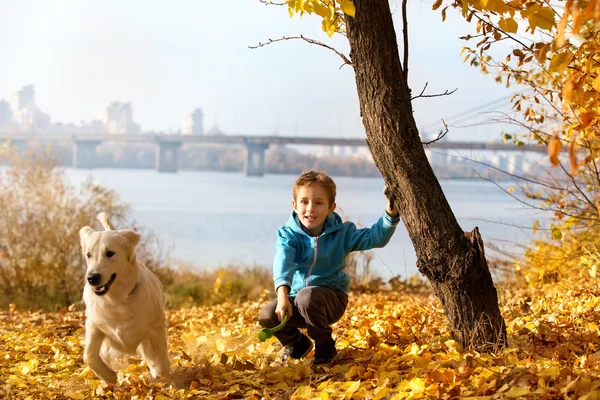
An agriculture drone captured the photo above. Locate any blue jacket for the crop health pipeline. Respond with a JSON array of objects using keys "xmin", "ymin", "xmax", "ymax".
[{"xmin": 273, "ymin": 211, "xmax": 399, "ymax": 296}]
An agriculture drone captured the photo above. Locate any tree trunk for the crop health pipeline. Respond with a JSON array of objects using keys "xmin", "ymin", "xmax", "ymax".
[{"xmin": 346, "ymin": 0, "xmax": 507, "ymax": 351}]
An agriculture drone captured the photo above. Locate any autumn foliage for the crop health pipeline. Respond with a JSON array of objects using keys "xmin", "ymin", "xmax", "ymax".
[
  {"xmin": 439, "ymin": 0, "xmax": 600, "ymax": 174},
  {"xmin": 4, "ymin": 282, "xmax": 600, "ymax": 399}
]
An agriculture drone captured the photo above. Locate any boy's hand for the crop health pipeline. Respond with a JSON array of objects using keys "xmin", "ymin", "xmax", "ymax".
[
  {"xmin": 276, "ymin": 286, "xmax": 293, "ymax": 322},
  {"xmin": 384, "ymin": 185, "xmax": 399, "ymax": 217}
]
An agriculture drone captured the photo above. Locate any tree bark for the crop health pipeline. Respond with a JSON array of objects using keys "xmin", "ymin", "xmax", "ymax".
[{"xmin": 346, "ymin": 0, "xmax": 507, "ymax": 351}]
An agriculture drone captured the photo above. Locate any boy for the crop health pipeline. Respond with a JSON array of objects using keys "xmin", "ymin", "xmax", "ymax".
[{"xmin": 257, "ymin": 170, "xmax": 399, "ymax": 365}]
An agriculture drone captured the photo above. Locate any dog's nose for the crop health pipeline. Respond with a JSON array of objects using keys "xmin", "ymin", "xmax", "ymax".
[{"xmin": 87, "ymin": 273, "xmax": 102, "ymax": 286}]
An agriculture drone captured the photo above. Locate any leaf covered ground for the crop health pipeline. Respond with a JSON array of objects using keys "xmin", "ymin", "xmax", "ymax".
[{"xmin": 2, "ymin": 283, "xmax": 600, "ymax": 399}]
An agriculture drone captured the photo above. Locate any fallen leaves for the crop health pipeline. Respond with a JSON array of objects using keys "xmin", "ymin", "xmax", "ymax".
[{"xmin": 2, "ymin": 285, "xmax": 600, "ymax": 399}]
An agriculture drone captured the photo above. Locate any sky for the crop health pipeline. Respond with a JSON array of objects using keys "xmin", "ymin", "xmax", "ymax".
[{"xmin": 0, "ymin": 0, "xmax": 520, "ymax": 142}]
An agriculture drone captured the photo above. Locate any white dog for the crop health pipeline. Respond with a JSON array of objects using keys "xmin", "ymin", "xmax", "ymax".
[{"xmin": 79, "ymin": 213, "xmax": 170, "ymax": 384}]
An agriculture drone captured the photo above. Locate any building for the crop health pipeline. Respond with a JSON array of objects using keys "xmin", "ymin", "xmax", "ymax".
[
  {"xmin": 0, "ymin": 100, "xmax": 12, "ymax": 130},
  {"xmin": 8, "ymin": 85, "xmax": 51, "ymax": 133},
  {"xmin": 10, "ymin": 85, "xmax": 35, "ymax": 114},
  {"xmin": 104, "ymin": 101, "xmax": 141, "ymax": 135},
  {"xmin": 181, "ymin": 108, "xmax": 204, "ymax": 136}
]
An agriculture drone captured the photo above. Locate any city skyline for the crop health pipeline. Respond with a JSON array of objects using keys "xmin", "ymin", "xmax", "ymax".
[{"xmin": 0, "ymin": 0, "xmax": 521, "ymax": 141}]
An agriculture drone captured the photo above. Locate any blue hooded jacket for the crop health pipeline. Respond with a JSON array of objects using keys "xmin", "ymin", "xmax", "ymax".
[{"xmin": 273, "ymin": 211, "xmax": 399, "ymax": 296}]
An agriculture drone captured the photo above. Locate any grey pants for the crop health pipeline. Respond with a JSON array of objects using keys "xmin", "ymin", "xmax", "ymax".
[{"xmin": 257, "ymin": 286, "xmax": 348, "ymax": 346}]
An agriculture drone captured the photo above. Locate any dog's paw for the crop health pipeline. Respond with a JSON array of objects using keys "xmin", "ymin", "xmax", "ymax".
[{"xmin": 98, "ymin": 369, "xmax": 118, "ymax": 385}]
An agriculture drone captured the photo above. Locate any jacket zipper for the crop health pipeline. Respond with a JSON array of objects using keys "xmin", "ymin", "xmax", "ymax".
[{"xmin": 305, "ymin": 237, "xmax": 318, "ymax": 287}]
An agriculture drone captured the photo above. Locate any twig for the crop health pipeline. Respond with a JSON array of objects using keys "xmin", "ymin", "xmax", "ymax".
[
  {"xmin": 249, "ymin": 35, "xmax": 352, "ymax": 69},
  {"xmin": 421, "ymin": 119, "xmax": 449, "ymax": 145},
  {"xmin": 411, "ymin": 87, "xmax": 458, "ymax": 100},
  {"xmin": 258, "ymin": 0, "xmax": 288, "ymax": 5}
]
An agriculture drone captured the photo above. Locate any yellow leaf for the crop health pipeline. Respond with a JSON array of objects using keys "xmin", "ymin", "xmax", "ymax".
[
  {"xmin": 408, "ymin": 377, "xmax": 425, "ymax": 394},
  {"xmin": 314, "ymin": 3, "xmax": 329, "ymax": 18},
  {"xmin": 534, "ymin": 43, "xmax": 550, "ymax": 64},
  {"xmin": 288, "ymin": 1, "xmax": 296, "ymax": 17},
  {"xmin": 65, "ymin": 391, "xmax": 85, "ymax": 400},
  {"xmin": 340, "ymin": 0, "xmax": 356, "ymax": 17},
  {"xmin": 294, "ymin": 385, "xmax": 314, "ymax": 397},
  {"xmin": 548, "ymin": 134, "xmax": 562, "ymax": 167},
  {"xmin": 344, "ymin": 380, "xmax": 360, "ymax": 399},
  {"xmin": 533, "ymin": 6, "xmax": 556, "ymax": 30},
  {"xmin": 432, "ymin": 0, "xmax": 443, "ymax": 11},
  {"xmin": 594, "ymin": 75, "xmax": 600, "ymax": 93},
  {"xmin": 485, "ymin": 0, "xmax": 506, "ymax": 13},
  {"xmin": 498, "ymin": 18, "xmax": 518, "ymax": 33},
  {"xmin": 507, "ymin": 187, "xmax": 515, "ymax": 194},
  {"xmin": 578, "ymin": 111, "xmax": 598, "ymax": 130},
  {"xmin": 506, "ymin": 386, "xmax": 530, "ymax": 398}
]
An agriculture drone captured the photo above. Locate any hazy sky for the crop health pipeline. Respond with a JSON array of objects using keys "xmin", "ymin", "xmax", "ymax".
[{"xmin": 0, "ymin": 0, "xmax": 518, "ymax": 141}]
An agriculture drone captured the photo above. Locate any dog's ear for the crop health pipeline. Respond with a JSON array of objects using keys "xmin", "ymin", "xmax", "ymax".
[
  {"xmin": 119, "ymin": 229, "xmax": 141, "ymax": 263},
  {"xmin": 79, "ymin": 226, "xmax": 95, "ymax": 244}
]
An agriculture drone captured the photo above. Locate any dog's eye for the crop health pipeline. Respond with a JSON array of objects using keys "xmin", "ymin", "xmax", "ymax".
[
  {"xmin": 106, "ymin": 251, "xmax": 115, "ymax": 258},
  {"xmin": 86, "ymin": 252, "xmax": 91, "ymax": 258}
]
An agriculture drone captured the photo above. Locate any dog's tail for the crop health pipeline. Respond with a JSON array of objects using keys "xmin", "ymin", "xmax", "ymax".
[{"xmin": 97, "ymin": 213, "xmax": 115, "ymax": 231}]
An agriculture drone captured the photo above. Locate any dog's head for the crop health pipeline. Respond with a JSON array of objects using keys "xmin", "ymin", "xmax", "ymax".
[{"xmin": 79, "ymin": 227, "xmax": 141, "ymax": 296}]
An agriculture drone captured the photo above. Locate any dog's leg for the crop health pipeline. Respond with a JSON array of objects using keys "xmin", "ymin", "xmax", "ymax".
[
  {"xmin": 140, "ymin": 330, "xmax": 170, "ymax": 379},
  {"xmin": 84, "ymin": 326, "xmax": 118, "ymax": 384}
]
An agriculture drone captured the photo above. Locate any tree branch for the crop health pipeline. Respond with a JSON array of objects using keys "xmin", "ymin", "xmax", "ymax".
[
  {"xmin": 411, "ymin": 82, "xmax": 458, "ymax": 100},
  {"xmin": 249, "ymin": 35, "xmax": 352, "ymax": 69},
  {"xmin": 421, "ymin": 119, "xmax": 449, "ymax": 145},
  {"xmin": 258, "ymin": 0, "xmax": 288, "ymax": 5}
]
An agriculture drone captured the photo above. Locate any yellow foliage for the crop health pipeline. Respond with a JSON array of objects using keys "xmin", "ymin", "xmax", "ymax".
[
  {"xmin": 4, "ymin": 286, "xmax": 600, "ymax": 398},
  {"xmin": 498, "ymin": 17, "xmax": 518, "ymax": 33},
  {"xmin": 440, "ymin": 0, "xmax": 600, "ymax": 170},
  {"xmin": 287, "ymin": 0, "xmax": 355, "ymax": 37}
]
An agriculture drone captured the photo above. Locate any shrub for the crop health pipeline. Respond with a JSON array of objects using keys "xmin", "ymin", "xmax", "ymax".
[{"xmin": 0, "ymin": 145, "xmax": 169, "ymax": 311}]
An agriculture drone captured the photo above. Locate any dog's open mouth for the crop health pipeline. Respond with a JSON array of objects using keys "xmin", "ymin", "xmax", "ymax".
[{"xmin": 92, "ymin": 273, "xmax": 117, "ymax": 296}]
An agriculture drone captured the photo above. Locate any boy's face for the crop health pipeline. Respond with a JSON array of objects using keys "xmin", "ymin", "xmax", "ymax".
[{"xmin": 292, "ymin": 183, "xmax": 336, "ymax": 236}]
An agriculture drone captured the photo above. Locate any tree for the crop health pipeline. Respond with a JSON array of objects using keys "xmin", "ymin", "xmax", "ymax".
[
  {"xmin": 439, "ymin": 0, "xmax": 600, "ymax": 172},
  {"xmin": 258, "ymin": 0, "xmax": 507, "ymax": 351},
  {"xmin": 437, "ymin": 0, "xmax": 600, "ymax": 284}
]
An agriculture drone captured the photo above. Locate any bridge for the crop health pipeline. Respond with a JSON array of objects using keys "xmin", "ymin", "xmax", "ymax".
[{"xmin": 0, "ymin": 133, "xmax": 546, "ymax": 176}]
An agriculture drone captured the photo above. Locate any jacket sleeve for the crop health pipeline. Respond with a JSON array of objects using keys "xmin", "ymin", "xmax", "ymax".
[
  {"xmin": 345, "ymin": 211, "xmax": 400, "ymax": 252},
  {"xmin": 273, "ymin": 227, "xmax": 297, "ymax": 291}
]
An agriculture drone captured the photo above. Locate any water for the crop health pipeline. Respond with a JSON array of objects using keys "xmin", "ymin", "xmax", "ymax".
[{"xmin": 63, "ymin": 168, "xmax": 548, "ymax": 279}]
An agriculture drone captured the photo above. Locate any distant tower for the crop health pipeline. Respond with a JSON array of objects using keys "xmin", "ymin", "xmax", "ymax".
[
  {"xmin": 9, "ymin": 85, "xmax": 51, "ymax": 133},
  {"xmin": 0, "ymin": 100, "xmax": 13, "ymax": 130},
  {"xmin": 181, "ymin": 108, "xmax": 204, "ymax": 136},
  {"xmin": 104, "ymin": 101, "xmax": 140, "ymax": 135},
  {"xmin": 10, "ymin": 85, "xmax": 35, "ymax": 115}
]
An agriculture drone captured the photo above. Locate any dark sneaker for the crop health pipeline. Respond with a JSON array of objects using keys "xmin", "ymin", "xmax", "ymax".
[
  {"xmin": 313, "ymin": 339, "xmax": 337, "ymax": 365},
  {"xmin": 282, "ymin": 334, "xmax": 313, "ymax": 361}
]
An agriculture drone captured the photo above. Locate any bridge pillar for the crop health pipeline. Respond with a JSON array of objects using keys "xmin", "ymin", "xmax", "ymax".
[
  {"xmin": 73, "ymin": 140, "xmax": 101, "ymax": 169},
  {"xmin": 155, "ymin": 141, "xmax": 181, "ymax": 173},
  {"xmin": 244, "ymin": 143, "xmax": 269, "ymax": 177}
]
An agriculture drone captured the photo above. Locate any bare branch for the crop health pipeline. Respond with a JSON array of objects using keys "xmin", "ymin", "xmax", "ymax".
[
  {"xmin": 249, "ymin": 35, "xmax": 352, "ymax": 69},
  {"xmin": 422, "ymin": 119, "xmax": 449, "ymax": 145},
  {"xmin": 464, "ymin": 217, "xmax": 551, "ymax": 231},
  {"xmin": 411, "ymin": 85, "xmax": 458, "ymax": 100},
  {"xmin": 258, "ymin": 0, "xmax": 288, "ymax": 5}
]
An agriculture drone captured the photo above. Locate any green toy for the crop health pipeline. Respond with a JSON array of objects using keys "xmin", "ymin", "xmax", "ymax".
[{"xmin": 258, "ymin": 313, "xmax": 289, "ymax": 342}]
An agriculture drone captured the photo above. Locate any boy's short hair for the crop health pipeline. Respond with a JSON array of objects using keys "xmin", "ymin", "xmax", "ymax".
[{"xmin": 293, "ymin": 170, "xmax": 336, "ymax": 205}]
